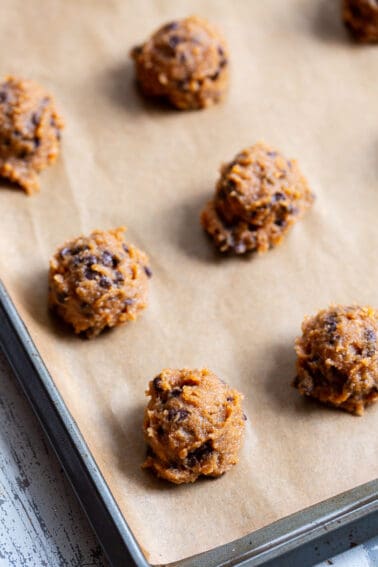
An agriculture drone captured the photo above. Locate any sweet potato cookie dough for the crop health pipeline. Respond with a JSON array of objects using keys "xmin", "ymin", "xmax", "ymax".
[
  {"xmin": 294, "ymin": 305, "xmax": 378, "ymax": 415},
  {"xmin": 143, "ymin": 368, "xmax": 246, "ymax": 484},
  {"xmin": 342, "ymin": 0, "xmax": 378, "ymax": 42},
  {"xmin": 0, "ymin": 76, "xmax": 64, "ymax": 194},
  {"xmin": 49, "ymin": 227, "xmax": 151, "ymax": 338},
  {"xmin": 131, "ymin": 16, "xmax": 229, "ymax": 110},
  {"xmin": 201, "ymin": 142, "xmax": 314, "ymax": 255}
]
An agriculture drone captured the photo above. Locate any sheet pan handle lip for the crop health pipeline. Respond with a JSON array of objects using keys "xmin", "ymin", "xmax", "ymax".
[
  {"xmin": 169, "ymin": 478, "xmax": 378, "ymax": 567},
  {"xmin": 0, "ymin": 278, "xmax": 377, "ymax": 567},
  {"xmin": 0, "ymin": 279, "xmax": 150, "ymax": 567}
]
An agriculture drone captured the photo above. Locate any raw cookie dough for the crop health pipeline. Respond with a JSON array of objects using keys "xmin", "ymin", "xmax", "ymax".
[
  {"xmin": 0, "ymin": 76, "xmax": 64, "ymax": 194},
  {"xmin": 294, "ymin": 305, "xmax": 378, "ymax": 415},
  {"xmin": 131, "ymin": 16, "xmax": 229, "ymax": 110},
  {"xmin": 49, "ymin": 227, "xmax": 151, "ymax": 338},
  {"xmin": 343, "ymin": 0, "xmax": 378, "ymax": 42},
  {"xmin": 201, "ymin": 142, "xmax": 314, "ymax": 255},
  {"xmin": 143, "ymin": 368, "xmax": 246, "ymax": 484}
]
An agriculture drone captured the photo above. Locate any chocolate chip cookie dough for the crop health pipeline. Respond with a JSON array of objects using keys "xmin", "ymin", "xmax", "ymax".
[
  {"xmin": 131, "ymin": 16, "xmax": 229, "ymax": 110},
  {"xmin": 201, "ymin": 142, "xmax": 314, "ymax": 255},
  {"xmin": 0, "ymin": 76, "xmax": 63, "ymax": 194},
  {"xmin": 49, "ymin": 227, "xmax": 151, "ymax": 338},
  {"xmin": 294, "ymin": 305, "xmax": 378, "ymax": 415},
  {"xmin": 343, "ymin": 0, "xmax": 378, "ymax": 42},
  {"xmin": 143, "ymin": 368, "xmax": 246, "ymax": 484}
]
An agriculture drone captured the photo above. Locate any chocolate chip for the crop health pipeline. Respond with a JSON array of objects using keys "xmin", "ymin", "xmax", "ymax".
[
  {"xmin": 186, "ymin": 441, "xmax": 213, "ymax": 468},
  {"xmin": 170, "ymin": 387, "xmax": 182, "ymax": 397},
  {"xmin": 71, "ymin": 245, "xmax": 89, "ymax": 255},
  {"xmin": 153, "ymin": 376, "xmax": 163, "ymax": 392},
  {"xmin": 177, "ymin": 79, "xmax": 189, "ymax": 91},
  {"xmin": 0, "ymin": 90, "xmax": 7, "ymax": 103},
  {"xmin": 157, "ymin": 426, "xmax": 164, "ymax": 437},
  {"xmin": 31, "ymin": 112, "xmax": 40, "ymax": 126},
  {"xmin": 210, "ymin": 70, "xmax": 220, "ymax": 81},
  {"xmin": 122, "ymin": 244, "xmax": 129, "ymax": 254},
  {"xmin": 274, "ymin": 218, "xmax": 286, "ymax": 227},
  {"xmin": 34, "ymin": 136, "xmax": 41, "ymax": 148},
  {"xmin": 365, "ymin": 328, "xmax": 376, "ymax": 356},
  {"xmin": 124, "ymin": 298, "xmax": 135, "ymax": 306},
  {"xmin": 218, "ymin": 46, "xmax": 225, "ymax": 57},
  {"xmin": 243, "ymin": 413, "xmax": 247, "ymax": 421},
  {"xmin": 168, "ymin": 35, "xmax": 181, "ymax": 48},
  {"xmin": 80, "ymin": 301, "xmax": 92, "ymax": 313},
  {"xmin": 99, "ymin": 276, "xmax": 112, "ymax": 289},
  {"xmin": 163, "ymin": 21, "xmax": 179, "ymax": 32},
  {"xmin": 84, "ymin": 268, "xmax": 97, "ymax": 280},
  {"xmin": 144, "ymin": 266, "xmax": 153, "ymax": 278},
  {"xmin": 18, "ymin": 150, "xmax": 28, "ymax": 159},
  {"xmin": 219, "ymin": 58, "xmax": 228, "ymax": 68},
  {"xmin": 57, "ymin": 292, "xmax": 67, "ymax": 303},
  {"xmin": 324, "ymin": 314, "xmax": 337, "ymax": 334},
  {"xmin": 234, "ymin": 242, "xmax": 247, "ymax": 254},
  {"xmin": 226, "ymin": 396, "xmax": 234, "ymax": 402},
  {"xmin": 102, "ymin": 250, "xmax": 113, "ymax": 267},
  {"xmin": 84, "ymin": 255, "xmax": 97, "ymax": 266},
  {"xmin": 114, "ymin": 271, "xmax": 124, "ymax": 285},
  {"xmin": 167, "ymin": 408, "xmax": 189, "ymax": 422},
  {"xmin": 60, "ymin": 247, "xmax": 71, "ymax": 257},
  {"xmin": 267, "ymin": 151, "xmax": 277, "ymax": 158},
  {"xmin": 273, "ymin": 192, "xmax": 286, "ymax": 202}
]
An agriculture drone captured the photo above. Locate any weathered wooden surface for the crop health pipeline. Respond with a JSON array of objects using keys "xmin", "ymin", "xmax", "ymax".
[{"xmin": 0, "ymin": 349, "xmax": 106, "ymax": 567}]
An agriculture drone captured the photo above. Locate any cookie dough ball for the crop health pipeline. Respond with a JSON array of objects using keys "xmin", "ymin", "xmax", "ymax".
[
  {"xmin": 131, "ymin": 16, "xmax": 229, "ymax": 110},
  {"xmin": 201, "ymin": 142, "xmax": 314, "ymax": 255},
  {"xmin": 294, "ymin": 305, "xmax": 378, "ymax": 415},
  {"xmin": 0, "ymin": 76, "xmax": 64, "ymax": 194},
  {"xmin": 343, "ymin": 0, "xmax": 378, "ymax": 42},
  {"xmin": 49, "ymin": 227, "xmax": 151, "ymax": 338},
  {"xmin": 143, "ymin": 368, "xmax": 246, "ymax": 484}
]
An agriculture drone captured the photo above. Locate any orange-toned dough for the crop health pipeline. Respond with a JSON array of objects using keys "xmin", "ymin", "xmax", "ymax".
[
  {"xmin": 201, "ymin": 142, "xmax": 314, "ymax": 255},
  {"xmin": 49, "ymin": 227, "xmax": 151, "ymax": 338},
  {"xmin": 131, "ymin": 16, "xmax": 229, "ymax": 110},
  {"xmin": 143, "ymin": 368, "xmax": 246, "ymax": 484},
  {"xmin": 0, "ymin": 76, "xmax": 63, "ymax": 194},
  {"xmin": 343, "ymin": 0, "xmax": 378, "ymax": 42},
  {"xmin": 294, "ymin": 305, "xmax": 378, "ymax": 415}
]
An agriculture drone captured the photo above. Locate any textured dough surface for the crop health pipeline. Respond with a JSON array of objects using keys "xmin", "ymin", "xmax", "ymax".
[
  {"xmin": 49, "ymin": 227, "xmax": 151, "ymax": 338},
  {"xmin": 143, "ymin": 368, "xmax": 246, "ymax": 484},
  {"xmin": 294, "ymin": 305, "xmax": 378, "ymax": 415},
  {"xmin": 0, "ymin": 76, "xmax": 63, "ymax": 194},
  {"xmin": 131, "ymin": 16, "xmax": 229, "ymax": 110},
  {"xmin": 343, "ymin": 0, "xmax": 378, "ymax": 42},
  {"xmin": 201, "ymin": 142, "xmax": 314, "ymax": 255}
]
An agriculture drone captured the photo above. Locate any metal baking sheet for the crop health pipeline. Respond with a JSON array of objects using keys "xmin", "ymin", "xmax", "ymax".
[{"xmin": 1, "ymin": 280, "xmax": 377, "ymax": 567}]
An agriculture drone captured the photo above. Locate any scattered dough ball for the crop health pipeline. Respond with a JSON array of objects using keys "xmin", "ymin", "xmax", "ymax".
[
  {"xmin": 294, "ymin": 305, "xmax": 378, "ymax": 415},
  {"xmin": 131, "ymin": 16, "xmax": 229, "ymax": 110},
  {"xmin": 342, "ymin": 0, "xmax": 378, "ymax": 42},
  {"xmin": 201, "ymin": 142, "xmax": 314, "ymax": 255},
  {"xmin": 142, "ymin": 368, "xmax": 246, "ymax": 484},
  {"xmin": 49, "ymin": 227, "xmax": 151, "ymax": 338},
  {"xmin": 0, "ymin": 76, "xmax": 64, "ymax": 194}
]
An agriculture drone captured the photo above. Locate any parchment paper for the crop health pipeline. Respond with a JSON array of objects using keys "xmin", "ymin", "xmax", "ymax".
[{"xmin": 0, "ymin": 0, "xmax": 377, "ymax": 564}]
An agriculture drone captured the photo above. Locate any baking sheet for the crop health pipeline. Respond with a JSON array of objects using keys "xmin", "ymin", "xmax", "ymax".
[{"xmin": 0, "ymin": 0, "xmax": 377, "ymax": 564}]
